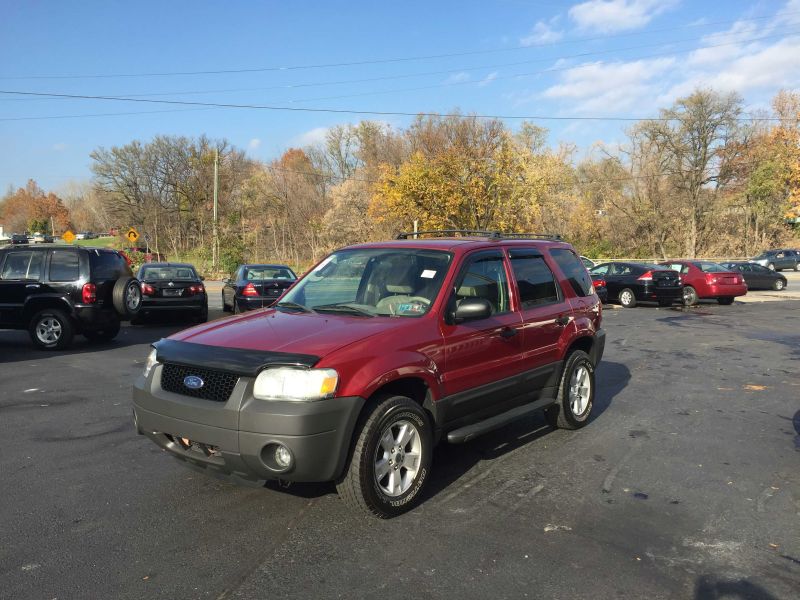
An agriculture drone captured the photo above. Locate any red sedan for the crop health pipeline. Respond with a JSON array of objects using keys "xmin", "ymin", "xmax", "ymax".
[{"xmin": 660, "ymin": 260, "xmax": 747, "ymax": 305}]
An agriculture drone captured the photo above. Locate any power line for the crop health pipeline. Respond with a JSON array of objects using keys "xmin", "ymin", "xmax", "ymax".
[
  {"xmin": 0, "ymin": 11, "xmax": 794, "ymax": 81},
  {"xmin": 1, "ymin": 26, "xmax": 789, "ymax": 104}
]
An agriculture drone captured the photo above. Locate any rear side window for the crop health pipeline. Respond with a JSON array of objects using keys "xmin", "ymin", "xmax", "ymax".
[
  {"xmin": 550, "ymin": 248, "xmax": 593, "ymax": 297},
  {"xmin": 1, "ymin": 251, "xmax": 44, "ymax": 280},
  {"xmin": 49, "ymin": 250, "xmax": 81, "ymax": 282},
  {"xmin": 90, "ymin": 251, "xmax": 126, "ymax": 280},
  {"xmin": 454, "ymin": 252, "xmax": 510, "ymax": 315},
  {"xmin": 508, "ymin": 250, "xmax": 560, "ymax": 308}
]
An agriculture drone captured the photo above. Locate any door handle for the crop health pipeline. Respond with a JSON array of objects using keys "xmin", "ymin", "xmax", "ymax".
[
  {"xmin": 26, "ymin": 284, "xmax": 40, "ymax": 289},
  {"xmin": 499, "ymin": 326, "xmax": 518, "ymax": 339},
  {"xmin": 555, "ymin": 315, "xmax": 570, "ymax": 326}
]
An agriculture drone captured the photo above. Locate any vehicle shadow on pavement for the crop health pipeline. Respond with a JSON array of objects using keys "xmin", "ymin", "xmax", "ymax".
[
  {"xmin": 419, "ymin": 360, "xmax": 631, "ymax": 505},
  {"xmin": 694, "ymin": 575, "xmax": 779, "ymax": 599}
]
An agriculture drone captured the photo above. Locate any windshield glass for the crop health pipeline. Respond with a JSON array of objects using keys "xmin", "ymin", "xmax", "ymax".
[
  {"xmin": 280, "ymin": 248, "xmax": 452, "ymax": 317},
  {"xmin": 693, "ymin": 261, "xmax": 730, "ymax": 273},
  {"xmin": 244, "ymin": 266, "xmax": 296, "ymax": 280},
  {"xmin": 140, "ymin": 266, "xmax": 197, "ymax": 281}
]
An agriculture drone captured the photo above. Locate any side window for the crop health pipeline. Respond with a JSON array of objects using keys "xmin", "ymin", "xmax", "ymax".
[
  {"xmin": 1, "ymin": 251, "xmax": 43, "ymax": 280},
  {"xmin": 590, "ymin": 264, "xmax": 609, "ymax": 276},
  {"xmin": 49, "ymin": 250, "xmax": 81, "ymax": 282},
  {"xmin": 454, "ymin": 252, "xmax": 510, "ymax": 315},
  {"xmin": 550, "ymin": 249, "xmax": 594, "ymax": 297},
  {"xmin": 89, "ymin": 251, "xmax": 125, "ymax": 280},
  {"xmin": 509, "ymin": 251, "xmax": 560, "ymax": 308}
]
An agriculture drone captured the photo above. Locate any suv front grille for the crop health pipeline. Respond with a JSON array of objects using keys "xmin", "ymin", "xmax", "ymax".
[{"xmin": 160, "ymin": 363, "xmax": 239, "ymax": 402}]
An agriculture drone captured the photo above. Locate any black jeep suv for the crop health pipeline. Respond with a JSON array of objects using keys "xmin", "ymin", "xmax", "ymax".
[{"xmin": 0, "ymin": 245, "xmax": 142, "ymax": 349}]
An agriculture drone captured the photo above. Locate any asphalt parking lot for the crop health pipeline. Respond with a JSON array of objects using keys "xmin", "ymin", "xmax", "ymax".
[{"xmin": 1, "ymin": 292, "xmax": 799, "ymax": 599}]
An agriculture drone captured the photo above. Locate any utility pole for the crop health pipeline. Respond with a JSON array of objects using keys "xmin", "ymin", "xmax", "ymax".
[{"xmin": 212, "ymin": 148, "xmax": 219, "ymax": 270}]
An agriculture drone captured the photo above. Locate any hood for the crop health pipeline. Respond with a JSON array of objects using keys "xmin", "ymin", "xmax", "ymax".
[{"xmin": 170, "ymin": 308, "xmax": 410, "ymax": 358}]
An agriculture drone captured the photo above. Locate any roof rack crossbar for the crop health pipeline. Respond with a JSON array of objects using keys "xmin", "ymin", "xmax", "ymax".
[{"xmin": 395, "ymin": 230, "xmax": 562, "ymax": 241}]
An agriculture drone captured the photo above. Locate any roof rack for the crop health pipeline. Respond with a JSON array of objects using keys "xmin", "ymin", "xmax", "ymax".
[{"xmin": 396, "ymin": 230, "xmax": 562, "ymax": 241}]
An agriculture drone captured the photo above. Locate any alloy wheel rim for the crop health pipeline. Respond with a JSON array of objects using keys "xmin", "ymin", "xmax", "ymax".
[
  {"xmin": 36, "ymin": 317, "xmax": 62, "ymax": 344},
  {"xmin": 621, "ymin": 291, "xmax": 632, "ymax": 305},
  {"xmin": 374, "ymin": 419, "xmax": 422, "ymax": 497},
  {"xmin": 569, "ymin": 365, "xmax": 591, "ymax": 416},
  {"xmin": 776, "ymin": 280, "xmax": 784, "ymax": 290},
  {"xmin": 126, "ymin": 284, "xmax": 142, "ymax": 311}
]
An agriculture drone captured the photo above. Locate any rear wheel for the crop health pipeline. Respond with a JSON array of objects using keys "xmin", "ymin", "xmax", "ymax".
[
  {"xmin": 794, "ymin": 263, "xmax": 800, "ymax": 272},
  {"xmin": 683, "ymin": 286, "xmax": 699, "ymax": 306},
  {"xmin": 546, "ymin": 350, "xmax": 595, "ymax": 430},
  {"xmin": 619, "ymin": 288, "xmax": 637, "ymax": 308},
  {"xmin": 196, "ymin": 305, "xmax": 208, "ymax": 323},
  {"xmin": 84, "ymin": 317, "xmax": 121, "ymax": 343},
  {"xmin": 29, "ymin": 309, "xmax": 74, "ymax": 350},
  {"xmin": 221, "ymin": 293, "xmax": 231, "ymax": 312},
  {"xmin": 773, "ymin": 279, "xmax": 785, "ymax": 291},
  {"xmin": 337, "ymin": 395, "xmax": 432, "ymax": 518},
  {"xmin": 717, "ymin": 297, "xmax": 735, "ymax": 305}
]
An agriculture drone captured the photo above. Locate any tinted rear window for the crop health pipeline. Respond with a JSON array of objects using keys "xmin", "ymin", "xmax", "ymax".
[
  {"xmin": 49, "ymin": 250, "xmax": 81, "ymax": 282},
  {"xmin": 509, "ymin": 251, "xmax": 560, "ymax": 308},
  {"xmin": 140, "ymin": 266, "xmax": 197, "ymax": 281},
  {"xmin": 245, "ymin": 266, "xmax": 296, "ymax": 280}
]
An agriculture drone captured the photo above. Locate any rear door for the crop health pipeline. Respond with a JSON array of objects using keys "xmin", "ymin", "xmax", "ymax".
[
  {"xmin": 0, "ymin": 249, "xmax": 45, "ymax": 326},
  {"xmin": 439, "ymin": 250, "xmax": 525, "ymax": 424}
]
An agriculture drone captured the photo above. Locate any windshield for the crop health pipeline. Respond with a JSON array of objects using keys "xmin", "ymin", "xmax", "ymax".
[
  {"xmin": 280, "ymin": 248, "xmax": 452, "ymax": 317},
  {"xmin": 140, "ymin": 266, "xmax": 197, "ymax": 281},
  {"xmin": 693, "ymin": 261, "xmax": 730, "ymax": 273},
  {"xmin": 245, "ymin": 266, "xmax": 296, "ymax": 280}
]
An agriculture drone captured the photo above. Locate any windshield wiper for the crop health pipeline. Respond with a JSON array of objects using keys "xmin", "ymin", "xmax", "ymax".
[
  {"xmin": 313, "ymin": 303, "xmax": 375, "ymax": 317},
  {"xmin": 275, "ymin": 301, "xmax": 313, "ymax": 313}
]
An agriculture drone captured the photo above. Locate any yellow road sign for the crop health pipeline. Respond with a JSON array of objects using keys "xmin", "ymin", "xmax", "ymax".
[
  {"xmin": 126, "ymin": 227, "xmax": 139, "ymax": 243},
  {"xmin": 62, "ymin": 230, "xmax": 75, "ymax": 243}
]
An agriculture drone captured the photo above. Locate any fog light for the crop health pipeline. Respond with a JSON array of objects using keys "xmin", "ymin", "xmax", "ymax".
[{"xmin": 274, "ymin": 445, "xmax": 292, "ymax": 469}]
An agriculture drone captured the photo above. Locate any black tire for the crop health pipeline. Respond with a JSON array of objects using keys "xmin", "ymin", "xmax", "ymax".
[
  {"xmin": 658, "ymin": 299, "xmax": 673, "ymax": 307},
  {"xmin": 794, "ymin": 263, "xmax": 800, "ymax": 272},
  {"xmin": 233, "ymin": 301, "xmax": 240, "ymax": 315},
  {"xmin": 196, "ymin": 305, "xmax": 208, "ymax": 323},
  {"xmin": 683, "ymin": 286, "xmax": 699, "ymax": 306},
  {"xmin": 336, "ymin": 395, "xmax": 432, "ymax": 519},
  {"xmin": 545, "ymin": 350, "xmax": 595, "ymax": 430},
  {"xmin": 29, "ymin": 308, "xmax": 74, "ymax": 350},
  {"xmin": 84, "ymin": 317, "xmax": 121, "ymax": 343},
  {"xmin": 718, "ymin": 297, "xmax": 735, "ymax": 305},
  {"xmin": 773, "ymin": 279, "xmax": 785, "ymax": 291},
  {"xmin": 619, "ymin": 288, "xmax": 637, "ymax": 308},
  {"xmin": 222, "ymin": 293, "xmax": 231, "ymax": 312},
  {"xmin": 112, "ymin": 277, "xmax": 142, "ymax": 319}
]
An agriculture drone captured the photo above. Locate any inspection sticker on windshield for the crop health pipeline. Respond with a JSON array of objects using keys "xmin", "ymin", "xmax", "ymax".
[{"xmin": 420, "ymin": 270, "xmax": 436, "ymax": 279}]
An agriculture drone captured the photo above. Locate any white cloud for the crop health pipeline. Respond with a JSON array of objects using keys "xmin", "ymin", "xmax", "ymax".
[
  {"xmin": 293, "ymin": 126, "xmax": 329, "ymax": 147},
  {"xmin": 569, "ymin": 0, "xmax": 680, "ymax": 33},
  {"xmin": 478, "ymin": 72, "xmax": 499, "ymax": 87},
  {"xmin": 248, "ymin": 138, "xmax": 261, "ymax": 150},
  {"xmin": 443, "ymin": 71, "xmax": 471, "ymax": 84},
  {"xmin": 542, "ymin": 57, "xmax": 676, "ymax": 113},
  {"xmin": 521, "ymin": 20, "xmax": 564, "ymax": 45},
  {"xmin": 52, "ymin": 142, "xmax": 67, "ymax": 151}
]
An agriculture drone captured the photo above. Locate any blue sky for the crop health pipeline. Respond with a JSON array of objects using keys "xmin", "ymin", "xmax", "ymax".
[{"xmin": 1, "ymin": 0, "xmax": 799, "ymax": 194}]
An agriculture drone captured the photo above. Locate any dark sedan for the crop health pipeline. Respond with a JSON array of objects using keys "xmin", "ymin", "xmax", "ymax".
[
  {"xmin": 720, "ymin": 262, "xmax": 788, "ymax": 291},
  {"xmin": 589, "ymin": 262, "xmax": 683, "ymax": 308},
  {"xmin": 222, "ymin": 263, "xmax": 297, "ymax": 313},
  {"xmin": 133, "ymin": 262, "xmax": 208, "ymax": 324},
  {"xmin": 590, "ymin": 273, "xmax": 608, "ymax": 304}
]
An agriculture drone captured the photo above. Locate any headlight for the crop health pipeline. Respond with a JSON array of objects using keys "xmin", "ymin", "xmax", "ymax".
[
  {"xmin": 253, "ymin": 367, "xmax": 338, "ymax": 401},
  {"xmin": 143, "ymin": 348, "xmax": 159, "ymax": 378}
]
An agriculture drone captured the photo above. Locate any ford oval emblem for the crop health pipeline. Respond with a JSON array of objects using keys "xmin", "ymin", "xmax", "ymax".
[{"xmin": 183, "ymin": 375, "xmax": 204, "ymax": 389}]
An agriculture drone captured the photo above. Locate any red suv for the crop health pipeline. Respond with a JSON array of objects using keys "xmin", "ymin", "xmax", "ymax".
[
  {"xmin": 660, "ymin": 260, "xmax": 747, "ymax": 305},
  {"xmin": 133, "ymin": 232, "xmax": 605, "ymax": 517}
]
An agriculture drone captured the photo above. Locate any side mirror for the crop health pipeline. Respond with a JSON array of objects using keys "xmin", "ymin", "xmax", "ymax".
[{"xmin": 451, "ymin": 297, "xmax": 492, "ymax": 324}]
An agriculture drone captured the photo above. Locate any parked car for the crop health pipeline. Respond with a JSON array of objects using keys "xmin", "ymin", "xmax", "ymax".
[
  {"xmin": 222, "ymin": 264, "xmax": 298, "ymax": 313},
  {"xmin": 75, "ymin": 232, "xmax": 88, "ymax": 240},
  {"xmin": 659, "ymin": 260, "xmax": 747, "ymax": 305},
  {"xmin": 751, "ymin": 249, "xmax": 800, "ymax": 271},
  {"xmin": 0, "ymin": 246, "xmax": 141, "ymax": 349},
  {"xmin": 590, "ymin": 273, "xmax": 608, "ymax": 304},
  {"xmin": 133, "ymin": 262, "xmax": 207, "ymax": 324},
  {"xmin": 719, "ymin": 262, "xmax": 788, "ymax": 291},
  {"xmin": 11, "ymin": 234, "xmax": 29, "ymax": 245},
  {"xmin": 588, "ymin": 261, "xmax": 682, "ymax": 308},
  {"xmin": 133, "ymin": 231, "xmax": 605, "ymax": 518},
  {"xmin": 580, "ymin": 256, "xmax": 596, "ymax": 269}
]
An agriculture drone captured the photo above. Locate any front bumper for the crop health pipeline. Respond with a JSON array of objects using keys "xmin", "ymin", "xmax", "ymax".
[{"xmin": 133, "ymin": 367, "xmax": 365, "ymax": 483}]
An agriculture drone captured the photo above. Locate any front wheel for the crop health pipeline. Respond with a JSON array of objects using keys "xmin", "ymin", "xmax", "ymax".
[
  {"xmin": 773, "ymin": 279, "xmax": 785, "ymax": 291},
  {"xmin": 683, "ymin": 286, "xmax": 699, "ymax": 306},
  {"xmin": 29, "ymin": 309, "xmax": 74, "ymax": 350},
  {"xmin": 619, "ymin": 288, "xmax": 637, "ymax": 308},
  {"xmin": 546, "ymin": 350, "xmax": 595, "ymax": 430},
  {"xmin": 337, "ymin": 395, "xmax": 432, "ymax": 518}
]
